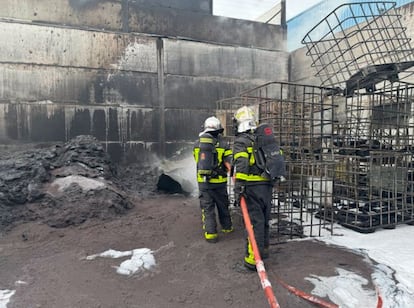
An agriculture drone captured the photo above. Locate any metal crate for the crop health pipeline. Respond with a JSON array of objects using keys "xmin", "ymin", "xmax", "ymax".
[
  {"xmin": 332, "ymin": 82, "xmax": 414, "ymax": 232},
  {"xmin": 301, "ymin": 1, "xmax": 414, "ymax": 95},
  {"xmin": 216, "ymin": 81, "xmax": 337, "ymax": 241}
]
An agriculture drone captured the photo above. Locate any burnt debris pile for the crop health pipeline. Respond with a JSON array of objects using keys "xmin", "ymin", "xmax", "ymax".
[{"xmin": 0, "ymin": 135, "xmax": 136, "ymax": 230}]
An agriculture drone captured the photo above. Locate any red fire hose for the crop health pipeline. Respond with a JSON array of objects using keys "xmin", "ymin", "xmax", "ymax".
[
  {"xmin": 240, "ymin": 195, "xmax": 339, "ymax": 308},
  {"xmin": 271, "ymin": 275, "xmax": 338, "ymax": 308},
  {"xmin": 239, "ymin": 193, "xmax": 381, "ymax": 308},
  {"xmin": 376, "ymin": 287, "xmax": 383, "ymax": 308},
  {"xmin": 240, "ymin": 196, "xmax": 280, "ymax": 308}
]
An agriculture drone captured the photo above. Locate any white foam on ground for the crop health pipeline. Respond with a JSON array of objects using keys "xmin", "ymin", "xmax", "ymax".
[
  {"xmin": 0, "ymin": 289, "xmax": 16, "ymax": 308},
  {"xmin": 305, "ymin": 268, "xmax": 377, "ymax": 308},
  {"xmin": 294, "ymin": 214, "xmax": 414, "ymax": 307},
  {"xmin": 86, "ymin": 248, "xmax": 156, "ymax": 276}
]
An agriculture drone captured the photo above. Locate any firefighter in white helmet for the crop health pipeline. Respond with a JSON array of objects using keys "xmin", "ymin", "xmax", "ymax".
[
  {"xmin": 232, "ymin": 106, "xmax": 272, "ymax": 270},
  {"xmin": 193, "ymin": 116, "xmax": 233, "ymax": 243}
]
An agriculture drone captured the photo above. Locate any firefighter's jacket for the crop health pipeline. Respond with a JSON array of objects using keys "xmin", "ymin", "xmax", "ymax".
[
  {"xmin": 233, "ymin": 132, "xmax": 271, "ymax": 185},
  {"xmin": 193, "ymin": 132, "xmax": 232, "ymax": 189}
]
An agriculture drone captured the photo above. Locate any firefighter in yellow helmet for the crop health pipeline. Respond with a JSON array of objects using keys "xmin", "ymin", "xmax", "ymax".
[
  {"xmin": 232, "ymin": 106, "xmax": 272, "ymax": 270},
  {"xmin": 193, "ymin": 116, "xmax": 233, "ymax": 243}
]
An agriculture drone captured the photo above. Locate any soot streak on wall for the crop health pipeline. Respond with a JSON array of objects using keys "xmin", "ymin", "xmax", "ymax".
[{"xmin": 0, "ymin": 0, "xmax": 288, "ymax": 163}]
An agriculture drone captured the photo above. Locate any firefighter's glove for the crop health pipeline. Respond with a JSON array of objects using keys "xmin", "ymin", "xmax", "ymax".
[
  {"xmin": 210, "ymin": 170, "xmax": 219, "ymax": 178},
  {"xmin": 234, "ymin": 183, "xmax": 245, "ymax": 206},
  {"xmin": 218, "ymin": 168, "xmax": 228, "ymax": 177}
]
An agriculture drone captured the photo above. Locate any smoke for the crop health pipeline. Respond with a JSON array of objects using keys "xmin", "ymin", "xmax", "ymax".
[
  {"xmin": 159, "ymin": 153, "xmax": 198, "ymax": 196},
  {"xmin": 68, "ymin": 0, "xmax": 102, "ymax": 9}
]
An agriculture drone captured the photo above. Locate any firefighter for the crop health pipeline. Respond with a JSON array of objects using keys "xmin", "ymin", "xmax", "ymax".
[
  {"xmin": 232, "ymin": 106, "xmax": 273, "ymax": 270},
  {"xmin": 193, "ymin": 116, "xmax": 233, "ymax": 243}
]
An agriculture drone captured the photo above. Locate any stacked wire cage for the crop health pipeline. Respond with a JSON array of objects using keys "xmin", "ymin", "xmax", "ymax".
[
  {"xmin": 216, "ymin": 82, "xmax": 337, "ymax": 241},
  {"xmin": 302, "ymin": 1, "xmax": 414, "ymax": 232},
  {"xmin": 332, "ymin": 82, "xmax": 414, "ymax": 232}
]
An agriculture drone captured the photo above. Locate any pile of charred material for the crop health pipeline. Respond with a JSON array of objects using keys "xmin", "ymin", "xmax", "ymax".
[{"xmin": 0, "ymin": 135, "xmax": 139, "ymax": 230}]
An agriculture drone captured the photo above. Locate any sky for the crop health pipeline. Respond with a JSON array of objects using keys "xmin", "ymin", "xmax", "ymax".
[
  {"xmin": 213, "ymin": 0, "xmax": 323, "ymax": 21},
  {"xmin": 285, "ymin": 0, "xmax": 323, "ymax": 20}
]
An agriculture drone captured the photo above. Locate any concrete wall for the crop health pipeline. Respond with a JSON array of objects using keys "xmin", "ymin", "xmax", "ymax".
[
  {"xmin": 0, "ymin": 0, "xmax": 213, "ymax": 30},
  {"xmin": 0, "ymin": 0, "xmax": 288, "ymax": 162},
  {"xmin": 127, "ymin": 3, "xmax": 285, "ymax": 50},
  {"xmin": 130, "ymin": 0, "xmax": 212, "ymax": 14},
  {"xmin": 290, "ymin": 2, "xmax": 414, "ymax": 87},
  {"xmin": 0, "ymin": 0, "xmax": 283, "ymax": 50},
  {"xmin": 0, "ymin": 0, "xmax": 124, "ymax": 30}
]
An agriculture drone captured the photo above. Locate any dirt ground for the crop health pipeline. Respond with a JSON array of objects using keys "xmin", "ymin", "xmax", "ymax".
[
  {"xmin": 0, "ymin": 193, "xmax": 378, "ymax": 308},
  {"xmin": 0, "ymin": 138, "xmax": 379, "ymax": 307}
]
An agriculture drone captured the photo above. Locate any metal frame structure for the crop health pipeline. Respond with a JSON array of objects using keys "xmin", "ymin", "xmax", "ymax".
[
  {"xmin": 217, "ymin": 2, "xmax": 414, "ymax": 237},
  {"xmin": 333, "ymin": 80, "xmax": 414, "ymax": 232},
  {"xmin": 218, "ymin": 80, "xmax": 414, "ymax": 236},
  {"xmin": 216, "ymin": 82, "xmax": 337, "ymax": 241},
  {"xmin": 298, "ymin": 1, "xmax": 414, "ymax": 233},
  {"xmin": 301, "ymin": 1, "xmax": 414, "ymax": 95}
]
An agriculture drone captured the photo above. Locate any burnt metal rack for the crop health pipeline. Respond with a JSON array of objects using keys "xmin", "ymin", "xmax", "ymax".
[
  {"xmin": 217, "ymin": 2, "xmax": 414, "ymax": 236},
  {"xmin": 332, "ymin": 81, "xmax": 414, "ymax": 232},
  {"xmin": 301, "ymin": 1, "xmax": 414, "ymax": 95},
  {"xmin": 299, "ymin": 1, "xmax": 414, "ymax": 232},
  {"xmin": 217, "ymin": 80, "xmax": 414, "ymax": 236},
  {"xmin": 216, "ymin": 82, "xmax": 337, "ymax": 241}
]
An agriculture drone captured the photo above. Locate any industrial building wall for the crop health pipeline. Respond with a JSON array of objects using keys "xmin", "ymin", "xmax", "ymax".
[
  {"xmin": 289, "ymin": 2, "xmax": 414, "ymax": 86},
  {"xmin": 0, "ymin": 0, "xmax": 288, "ymax": 162}
]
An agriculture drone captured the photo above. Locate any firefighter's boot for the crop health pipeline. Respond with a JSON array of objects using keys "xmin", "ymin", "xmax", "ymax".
[{"xmin": 205, "ymin": 232, "xmax": 218, "ymax": 243}]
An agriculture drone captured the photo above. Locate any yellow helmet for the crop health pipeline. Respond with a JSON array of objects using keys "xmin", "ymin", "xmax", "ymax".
[{"xmin": 234, "ymin": 106, "xmax": 257, "ymax": 133}]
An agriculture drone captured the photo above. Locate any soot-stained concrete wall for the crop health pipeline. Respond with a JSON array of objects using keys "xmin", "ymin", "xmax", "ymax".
[
  {"xmin": 127, "ymin": 3, "xmax": 285, "ymax": 50},
  {"xmin": 0, "ymin": 0, "xmax": 282, "ymax": 50},
  {"xmin": 0, "ymin": 0, "xmax": 288, "ymax": 163}
]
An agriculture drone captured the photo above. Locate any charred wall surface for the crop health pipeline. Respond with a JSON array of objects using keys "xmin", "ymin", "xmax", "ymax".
[{"xmin": 0, "ymin": 0, "xmax": 287, "ymax": 163}]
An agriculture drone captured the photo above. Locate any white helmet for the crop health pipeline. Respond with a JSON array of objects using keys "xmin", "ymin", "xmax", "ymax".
[
  {"xmin": 234, "ymin": 106, "xmax": 257, "ymax": 133},
  {"xmin": 200, "ymin": 116, "xmax": 223, "ymax": 135}
]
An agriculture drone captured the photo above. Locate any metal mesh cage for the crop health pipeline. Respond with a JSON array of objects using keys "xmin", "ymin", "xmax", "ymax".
[
  {"xmin": 301, "ymin": 1, "xmax": 414, "ymax": 94},
  {"xmin": 333, "ymin": 81, "xmax": 414, "ymax": 232},
  {"xmin": 216, "ymin": 82, "xmax": 337, "ymax": 241},
  {"xmin": 217, "ymin": 81, "xmax": 414, "ymax": 235},
  {"xmin": 217, "ymin": 3, "xmax": 414, "ymax": 236}
]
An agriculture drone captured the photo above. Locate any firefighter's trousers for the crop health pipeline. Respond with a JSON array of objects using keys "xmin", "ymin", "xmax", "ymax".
[
  {"xmin": 243, "ymin": 184, "xmax": 273, "ymax": 261},
  {"xmin": 199, "ymin": 185, "xmax": 232, "ymax": 237}
]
